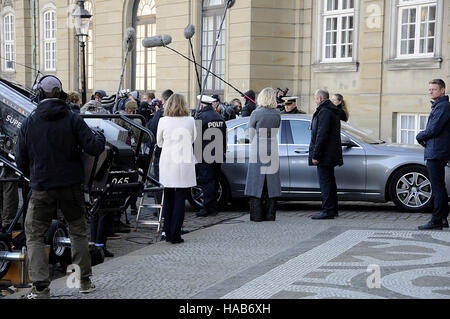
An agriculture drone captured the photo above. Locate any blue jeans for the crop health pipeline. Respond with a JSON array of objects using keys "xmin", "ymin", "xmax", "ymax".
[
  {"xmin": 317, "ymin": 166, "xmax": 338, "ymax": 216},
  {"xmin": 426, "ymin": 159, "xmax": 449, "ymax": 224}
]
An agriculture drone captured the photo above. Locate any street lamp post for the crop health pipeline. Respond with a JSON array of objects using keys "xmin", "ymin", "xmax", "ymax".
[{"xmin": 72, "ymin": 0, "xmax": 92, "ymax": 105}]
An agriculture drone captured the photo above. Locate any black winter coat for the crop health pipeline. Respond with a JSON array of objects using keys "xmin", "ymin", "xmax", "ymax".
[
  {"xmin": 196, "ymin": 105, "xmax": 227, "ymax": 163},
  {"xmin": 16, "ymin": 98, "xmax": 105, "ymax": 190},
  {"xmin": 308, "ymin": 99, "xmax": 343, "ymax": 167},
  {"xmin": 241, "ymin": 90, "xmax": 256, "ymax": 117},
  {"xmin": 416, "ymin": 95, "xmax": 450, "ymax": 161},
  {"xmin": 148, "ymin": 106, "xmax": 164, "ymax": 158}
]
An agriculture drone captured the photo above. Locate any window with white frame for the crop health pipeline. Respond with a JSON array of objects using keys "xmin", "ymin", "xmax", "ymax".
[
  {"xmin": 397, "ymin": 113, "xmax": 429, "ymax": 144},
  {"xmin": 397, "ymin": 0, "xmax": 437, "ymax": 58},
  {"xmin": 202, "ymin": 0, "xmax": 226, "ymax": 93},
  {"xmin": 43, "ymin": 10, "xmax": 56, "ymax": 71},
  {"xmin": 3, "ymin": 13, "xmax": 15, "ymax": 71},
  {"xmin": 322, "ymin": 0, "xmax": 355, "ymax": 62},
  {"xmin": 134, "ymin": 0, "xmax": 156, "ymax": 92}
]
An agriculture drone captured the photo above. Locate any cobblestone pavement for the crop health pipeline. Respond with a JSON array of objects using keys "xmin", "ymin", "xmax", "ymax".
[{"xmin": 4, "ymin": 201, "xmax": 450, "ymax": 299}]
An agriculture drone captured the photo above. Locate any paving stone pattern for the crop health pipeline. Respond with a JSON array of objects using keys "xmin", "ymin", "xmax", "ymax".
[{"xmin": 4, "ymin": 201, "xmax": 450, "ymax": 299}]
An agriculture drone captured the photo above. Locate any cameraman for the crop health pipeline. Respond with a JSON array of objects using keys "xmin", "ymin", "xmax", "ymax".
[{"xmin": 16, "ymin": 75, "xmax": 105, "ymax": 299}]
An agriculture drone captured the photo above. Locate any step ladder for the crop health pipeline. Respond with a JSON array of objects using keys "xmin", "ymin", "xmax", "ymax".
[{"xmin": 134, "ymin": 185, "xmax": 164, "ymax": 233}]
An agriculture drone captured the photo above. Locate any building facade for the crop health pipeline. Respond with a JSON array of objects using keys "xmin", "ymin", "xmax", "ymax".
[{"xmin": 0, "ymin": 0, "xmax": 449, "ymax": 143}]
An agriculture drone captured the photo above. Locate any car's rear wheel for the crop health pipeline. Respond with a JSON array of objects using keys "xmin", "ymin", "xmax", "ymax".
[
  {"xmin": 389, "ymin": 165, "xmax": 433, "ymax": 212},
  {"xmin": 187, "ymin": 175, "xmax": 229, "ymax": 211}
]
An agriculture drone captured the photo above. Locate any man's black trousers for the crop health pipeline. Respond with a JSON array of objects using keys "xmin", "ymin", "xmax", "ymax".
[
  {"xmin": 196, "ymin": 163, "xmax": 221, "ymax": 214},
  {"xmin": 426, "ymin": 159, "xmax": 449, "ymax": 224},
  {"xmin": 317, "ymin": 165, "xmax": 338, "ymax": 216}
]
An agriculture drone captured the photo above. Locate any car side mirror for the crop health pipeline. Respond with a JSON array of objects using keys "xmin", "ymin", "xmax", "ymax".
[{"xmin": 341, "ymin": 135, "xmax": 357, "ymax": 148}]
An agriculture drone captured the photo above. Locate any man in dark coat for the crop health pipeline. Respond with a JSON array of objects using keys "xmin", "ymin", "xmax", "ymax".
[
  {"xmin": 16, "ymin": 75, "xmax": 105, "ymax": 298},
  {"xmin": 241, "ymin": 90, "xmax": 257, "ymax": 117},
  {"xmin": 309, "ymin": 89, "xmax": 343, "ymax": 220},
  {"xmin": 195, "ymin": 95, "xmax": 227, "ymax": 217},
  {"xmin": 416, "ymin": 79, "xmax": 450, "ymax": 230}
]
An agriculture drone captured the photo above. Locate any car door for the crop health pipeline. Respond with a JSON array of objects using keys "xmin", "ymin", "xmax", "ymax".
[
  {"xmin": 285, "ymin": 119, "xmax": 320, "ymax": 197},
  {"xmin": 287, "ymin": 119, "xmax": 367, "ymax": 199},
  {"xmin": 335, "ymin": 134, "xmax": 367, "ymax": 199},
  {"xmin": 223, "ymin": 121, "xmax": 289, "ymax": 197}
]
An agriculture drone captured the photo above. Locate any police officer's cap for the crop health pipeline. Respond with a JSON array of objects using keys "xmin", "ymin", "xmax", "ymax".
[
  {"xmin": 284, "ymin": 96, "xmax": 298, "ymax": 105},
  {"xmin": 197, "ymin": 95, "xmax": 216, "ymax": 105}
]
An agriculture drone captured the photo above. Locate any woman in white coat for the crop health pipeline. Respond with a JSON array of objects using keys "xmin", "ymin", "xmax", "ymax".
[{"xmin": 157, "ymin": 93, "xmax": 197, "ymax": 244}]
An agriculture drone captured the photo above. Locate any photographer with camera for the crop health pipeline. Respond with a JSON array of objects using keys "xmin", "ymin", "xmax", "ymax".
[{"xmin": 16, "ymin": 75, "xmax": 106, "ymax": 299}]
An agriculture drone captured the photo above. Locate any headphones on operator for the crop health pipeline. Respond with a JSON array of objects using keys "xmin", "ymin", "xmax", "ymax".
[{"xmin": 32, "ymin": 75, "xmax": 66, "ymax": 103}]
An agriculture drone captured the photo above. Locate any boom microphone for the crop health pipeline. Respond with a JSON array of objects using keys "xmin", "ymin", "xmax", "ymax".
[
  {"xmin": 227, "ymin": 0, "xmax": 236, "ymax": 8},
  {"xmin": 184, "ymin": 24, "xmax": 195, "ymax": 40},
  {"xmin": 142, "ymin": 35, "xmax": 172, "ymax": 48},
  {"xmin": 123, "ymin": 27, "xmax": 136, "ymax": 52}
]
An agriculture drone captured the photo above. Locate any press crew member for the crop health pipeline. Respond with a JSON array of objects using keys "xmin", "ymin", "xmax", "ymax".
[
  {"xmin": 16, "ymin": 75, "xmax": 105, "ymax": 298},
  {"xmin": 195, "ymin": 95, "xmax": 227, "ymax": 217},
  {"xmin": 281, "ymin": 97, "xmax": 305, "ymax": 114}
]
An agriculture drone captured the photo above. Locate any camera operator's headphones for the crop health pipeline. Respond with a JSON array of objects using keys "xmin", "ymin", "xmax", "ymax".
[{"xmin": 33, "ymin": 75, "xmax": 66, "ymax": 102}]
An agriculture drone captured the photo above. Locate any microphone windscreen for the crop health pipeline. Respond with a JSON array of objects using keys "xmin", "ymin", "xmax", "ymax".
[
  {"xmin": 227, "ymin": 0, "xmax": 236, "ymax": 8},
  {"xmin": 123, "ymin": 27, "xmax": 136, "ymax": 52},
  {"xmin": 142, "ymin": 35, "xmax": 172, "ymax": 48},
  {"xmin": 184, "ymin": 24, "xmax": 195, "ymax": 39}
]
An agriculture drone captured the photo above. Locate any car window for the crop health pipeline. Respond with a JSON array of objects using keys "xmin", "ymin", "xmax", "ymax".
[
  {"xmin": 228, "ymin": 122, "xmax": 283, "ymax": 145},
  {"xmin": 289, "ymin": 120, "xmax": 311, "ymax": 145},
  {"xmin": 228, "ymin": 123, "xmax": 249, "ymax": 145}
]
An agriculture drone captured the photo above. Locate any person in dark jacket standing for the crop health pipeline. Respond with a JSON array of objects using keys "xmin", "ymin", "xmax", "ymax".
[
  {"xmin": 245, "ymin": 88, "xmax": 281, "ymax": 222},
  {"xmin": 195, "ymin": 95, "xmax": 227, "ymax": 217},
  {"xmin": 416, "ymin": 79, "xmax": 450, "ymax": 230},
  {"xmin": 309, "ymin": 89, "xmax": 343, "ymax": 220},
  {"xmin": 15, "ymin": 75, "xmax": 105, "ymax": 299},
  {"xmin": 241, "ymin": 90, "xmax": 257, "ymax": 117}
]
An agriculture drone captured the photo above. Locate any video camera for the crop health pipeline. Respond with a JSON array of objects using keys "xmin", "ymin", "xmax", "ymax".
[
  {"xmin": 276, "ymin": 87, "xmax": 289, "ymax": 110},
  {"xmin": 0, "ymin": 77, "xmax": 156, "ymax": 219}
]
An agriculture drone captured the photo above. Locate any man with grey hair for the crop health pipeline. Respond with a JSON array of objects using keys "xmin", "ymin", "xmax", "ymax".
[{"xmin": 308, "ymin": 88, "xmax": 343, "ymax": 220}]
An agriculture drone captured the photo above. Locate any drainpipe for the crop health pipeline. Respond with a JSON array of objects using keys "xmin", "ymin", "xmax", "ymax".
[{"xmin": 31, "ymin": 0, "xmax": 37, "ymax": 81}]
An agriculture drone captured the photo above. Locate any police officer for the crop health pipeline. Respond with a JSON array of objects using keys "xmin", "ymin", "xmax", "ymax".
[
  {"xmin": 195, "ymin": 95, "xmax": 227, "ymax": 217},
  {"xmin": 281, "ymin": 97, "xmax": 305, "ymax": 114}
]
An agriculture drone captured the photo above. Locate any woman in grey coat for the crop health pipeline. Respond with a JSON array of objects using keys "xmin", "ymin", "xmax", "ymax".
[{"xmin": 245, "ymin": 87, "xmax": 281, "ymax": 222}]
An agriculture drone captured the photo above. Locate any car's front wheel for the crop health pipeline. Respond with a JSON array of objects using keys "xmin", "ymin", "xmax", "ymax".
[
  {"xmin": 187, "ymin": 175, "xmax": 229, "ymax": 211},
  {"xmin": 389, "ymin": 165, "xmax": 433, "ymax": 212}
]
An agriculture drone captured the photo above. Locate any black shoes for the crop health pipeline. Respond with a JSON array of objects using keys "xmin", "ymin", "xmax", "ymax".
[
  {"xmin": 443, "ymin": 218, "xmax": 449, "ymax": 228},
  {"xmin": 170, "ymin": 238, "xmax": 184, "ymax": 244},
  {"xmin": 103, "ymin": 249, "xmax": 115, "ymax": 258},
  {"xmin": 196, "ymin": 209, "xmax": 217, "ymax": 217},
  {"xmin": 418, "ymin": 221, "xmax": 443, "ymax": 230},
  {"xmin": 115, "ymin": 221, "xmax": 131, "ymax": 233},
  {"xmin": 311, "ymin": 212, "xmax": 334, "ymax": 220}
]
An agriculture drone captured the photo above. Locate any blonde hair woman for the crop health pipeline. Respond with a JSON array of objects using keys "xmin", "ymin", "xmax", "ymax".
[
  {"xmin": 157, "ymin": 93, "xmax": 196, "ymax": 244},
  {"xmin": 245, "ymin": 87, "xmax": 281, "ymax": 222}
]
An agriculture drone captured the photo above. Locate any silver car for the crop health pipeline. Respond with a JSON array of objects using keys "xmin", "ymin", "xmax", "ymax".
[{"xmin": 187, "ymin": 115, "xmax": 450, "ymax": 212}]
